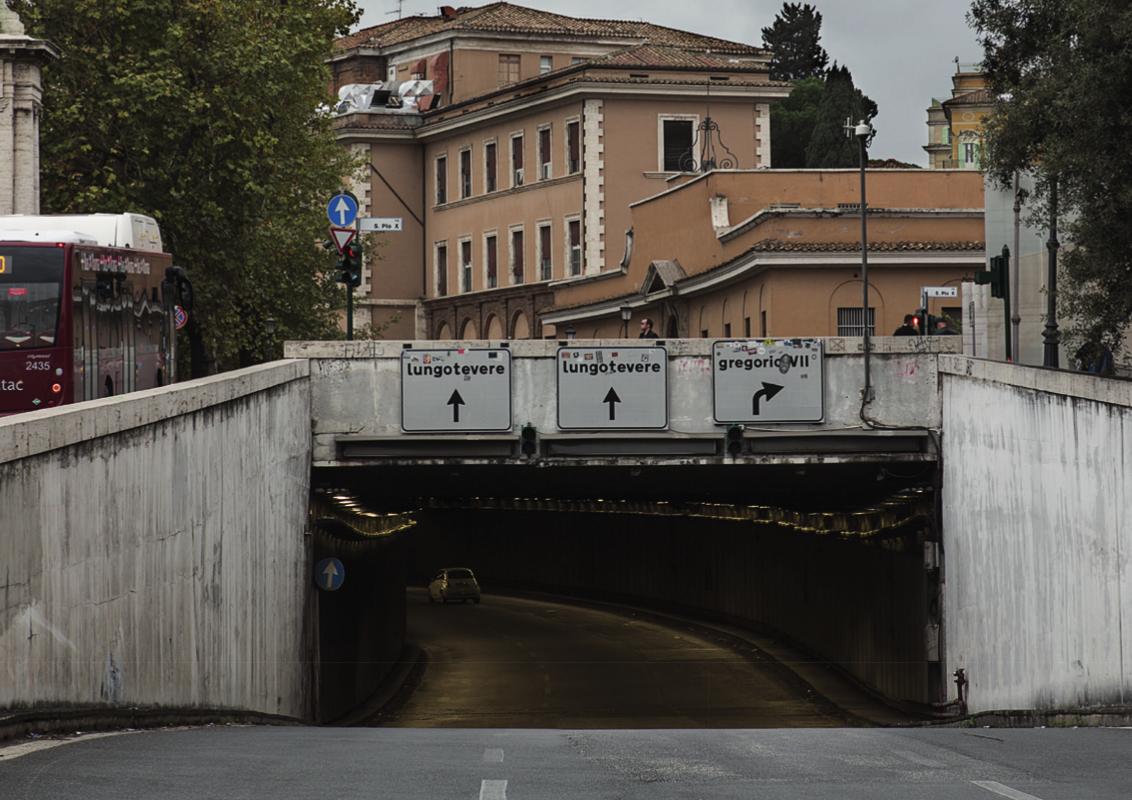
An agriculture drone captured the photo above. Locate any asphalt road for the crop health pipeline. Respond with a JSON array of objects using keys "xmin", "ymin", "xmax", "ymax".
[
  {"xmin": 367, "ymin": 589, "xmax": 846, "ymax": 728},
  {"xmin": 3, "ymin": 725, "xmax": 1131, "ymax": 799}
]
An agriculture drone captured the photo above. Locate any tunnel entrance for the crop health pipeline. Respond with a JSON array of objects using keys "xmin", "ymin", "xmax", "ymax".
[{"xmin": 309, "ymin": 458, "xmax": 942, "ymax": 725}]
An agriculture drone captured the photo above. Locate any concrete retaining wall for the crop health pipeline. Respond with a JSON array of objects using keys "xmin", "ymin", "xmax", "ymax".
[
  {"xmin": 294, "ymin": 337, "xmax": 960, "ymax": 461},
  {"xmin": 941, "ymin": 356, "xmax": 1132, "ymax": 712},
  {"xmin": 0, "ymin": 361, "xmax": 316, "ymax": 720}
]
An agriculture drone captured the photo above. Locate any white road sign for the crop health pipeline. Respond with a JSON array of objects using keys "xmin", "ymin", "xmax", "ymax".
[
  {"xmin": 401, "ymin": 348, "xmax": 512, "ymax": 432},
  {"xmin": 924, "ymin": 286, "xmax": 959, "ymax": 298},
  {"xmin": 712, "ymin": 339, "xmax": 824, "ymax": 423},
  {"xmin": 556, "ymin": 346, "xmax": 667, "ymax": 430},
  {"xmin": 360, "ymin": 217, "xmax": 403, "ymax": 232}
]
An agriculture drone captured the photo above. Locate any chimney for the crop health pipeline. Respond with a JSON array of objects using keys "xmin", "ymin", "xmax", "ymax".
[{"xmin": 441, "ymin": 6, "xmax": 457, "ymax": 20}]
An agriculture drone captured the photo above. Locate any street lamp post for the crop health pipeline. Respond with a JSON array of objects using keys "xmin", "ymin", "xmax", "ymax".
[
  {"xmin": 851, "ymin": 119, "xmax": 876, "ymax": 403},
  {"xmin": 620, "ymin": 305, "xmax": 632, "ymax": 339},
  {"xmin": 265, "ymin": 317, "xmax": 276, "ymax": 361},
  {"xmin": 1043, "ymin": 178, "xmax": 1060, "ymax": 368}
]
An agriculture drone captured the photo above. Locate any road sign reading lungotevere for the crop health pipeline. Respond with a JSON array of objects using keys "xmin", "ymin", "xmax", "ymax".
[
  {"xmin": 712, "ymin": 339, "xmax": 824, "ymax": 423},
  {"xmin": 556, "ymin": 346, "xmax": 668, "ymax": 430},
  {"xmin": 401, "ymin": 348, "xmax": 512, "ymax": 432}
]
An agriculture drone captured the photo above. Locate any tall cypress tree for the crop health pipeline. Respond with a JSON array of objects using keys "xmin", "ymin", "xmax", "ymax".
[
  {"xmin": 770, "ymin": 77, "xmax": 825, "ymax": 168},
  {"xmin": 761, "ymin": 2, "xmax": 830, "ymax": 81},
  {"xmin": 805, "ymin": 65, "xmax": 872, "ymax": 168}
]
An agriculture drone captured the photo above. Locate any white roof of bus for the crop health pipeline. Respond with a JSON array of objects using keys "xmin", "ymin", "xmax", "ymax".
[{"xmin": 0, "ymin": 213, "xmax": 163, "ymax": 252}]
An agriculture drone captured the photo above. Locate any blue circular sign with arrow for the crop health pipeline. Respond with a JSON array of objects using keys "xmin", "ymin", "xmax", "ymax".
[
  {"xmin": 315, "ymin": 558, "xmax": 345, "ymax": 591},
  {"xmin": 327, "ymin": 191, "xmax": 359, "ymax": 228}
]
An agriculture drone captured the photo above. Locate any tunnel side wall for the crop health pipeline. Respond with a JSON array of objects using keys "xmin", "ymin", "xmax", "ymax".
[
  {"xmin": 941, "ymin": 356, "xmax": 1132, "ymax": 713},
  {"xmin": 0, "ymin": 362, "xmax": 316, "ymax": 720}
]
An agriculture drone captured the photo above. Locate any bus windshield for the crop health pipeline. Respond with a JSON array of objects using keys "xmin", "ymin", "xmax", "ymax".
[{"xmin": 0, "ymin": 247, "xmax": 65, "ymax": 350}]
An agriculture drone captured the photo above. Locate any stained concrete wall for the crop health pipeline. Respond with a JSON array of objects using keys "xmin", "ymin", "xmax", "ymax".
[
  {"xmin": 941, "ymin": 355, "xmax": 1132, "ymax": 712},
  {"xmin": 0, "ymin": 361, "xmax": 316, "ymax": 719}
]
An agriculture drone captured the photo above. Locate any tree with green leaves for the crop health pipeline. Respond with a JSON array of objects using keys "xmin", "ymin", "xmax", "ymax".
[
  {"xmin": 969, "ymin": 0, "xmax": 1132, "ymax": 360},
  {"xmin": 770, "ymin": 76, "xmax": 824, "ymax": 168},
  {"xmin": 10, "ymin": 0, "xmax": 366, "ymax": 376},
  {"xmin": 804, "ymin": 64, "xmax": 876, "ymax": 168},
  {"xmin": 761, "ymin": 2, "xmax": 830, "ymax": 81}
]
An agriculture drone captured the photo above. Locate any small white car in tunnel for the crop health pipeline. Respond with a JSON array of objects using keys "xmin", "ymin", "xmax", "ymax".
[{"xmin": 428, "ymin": 567, "xmax": 481, "ymax": 604}]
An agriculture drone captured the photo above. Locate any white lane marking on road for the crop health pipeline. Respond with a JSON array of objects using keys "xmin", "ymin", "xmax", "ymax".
[
  {"xmin": 480, "ymin": 779, "xmax": 508, "ymax": 800},
  {"xmin": 892, "ymin": 748, "xmax": 946, "ymax": 767},
  {"xmin": 483, "ymin": 748, "xmax": 504, "ymax": 763},
  {"xmin": 972, "ymin": 780, "xmax": 1046, "ymax": 799}
]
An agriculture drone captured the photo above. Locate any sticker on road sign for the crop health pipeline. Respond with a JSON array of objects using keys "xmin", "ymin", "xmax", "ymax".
[
  {"xmin": 401, "ymin": 348, "xmax": 512, "ymax": 432},
  {"xmin": 712, "ymin": 339, "xmax": 824, "ymax": 423},
  {"xmin": 556, "ymin": 346, "xmax": 668, "ymax": 430},
  {"xmin": 315, "ymin": 558, "xmax": 345, "ymax": 591}
]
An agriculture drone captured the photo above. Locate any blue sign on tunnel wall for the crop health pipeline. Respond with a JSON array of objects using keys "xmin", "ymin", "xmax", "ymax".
[{"xmin": 315, "ymin": 558, "xmax": 345, "ymax": 591}]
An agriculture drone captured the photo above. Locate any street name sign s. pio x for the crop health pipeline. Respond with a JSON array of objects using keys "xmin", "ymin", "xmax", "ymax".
[
  {"xmin": 712, "ymin": 339, "xmax": 824, "ymax": 423},
  {"xmin": 401, "ymin": 348, "xmax": 512, "ymax": 432},
  {"xmin": 556, "ymin": 346, "xmax": 668, "ymax": 430}
]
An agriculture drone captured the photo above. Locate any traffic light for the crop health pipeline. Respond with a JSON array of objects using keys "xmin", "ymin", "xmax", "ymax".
[
  {"xmin": 976, "ymin": 248, "xmax": 1009, "ymax": 299},
  {"xmin": 725, "ymin": 424, "xmax": 744, "ymax": 456},
  {"xmin": 520, "ymin": 424, "xmax": 538, "ymax": 456},
  {"xmin": 912, "ymin": 309, "xmax": 927, "ymax": 335},
  {"xmin": 342, "ymin": 241, "xmax": 363, "ymax": 287}
]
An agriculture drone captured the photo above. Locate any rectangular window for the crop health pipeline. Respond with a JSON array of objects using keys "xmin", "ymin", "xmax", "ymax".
[
  {"xmin": 436, "ymin": 244, "xmax": 448, "ymax": 297},
  {"xmin": 568, "ymin": 219, "xmax": 581, "ymax": 275},
  {"xmin": 567, "ymin": 121, "xmax": 580, "ymax": 174},
  {"xmin": 511, "ymin": 134, "xmax": 524, "ymax": 187},
  {"xmin": 837, "ymin": 307, "xmax": 875, "ymax": 337},
  {"xmin": 963, "ymin": 142, "xmax": 980, "ymax": 169},
  {"xmin": 499, "ymin": 54, "xmax": 520, "ymax": 85},
  {"xmin": 460, "ymin": 149, "xmax": 471, "ymax": 199},
  {"xmin": 724, "ymin": 323, "xmax": 731, "ymax": 338},
  {"xmin": 461, "ymin": 239, "xmax": 473, "ymax": 293},
  {"xmin": 436, "ymin": 156, "xmax": 447, "ymax": 205},
  {"xmin": 662, "ymin": 119, "xmax": 694, "ymax": 171},
  {"xmin": 538, "ymin": 224, "xmax": 552, "ymax": 280},
  {"xmin": 511, "ymin": 229, "xmax": 524, "ymax": 284},
  {"xmin": 744, "ymin": 317, "xmax": 751, "ymax": 337},
  {"xmin": 760, "ymin": 311, "xmax": 766, "ymax": 337},
  {"xmin": 485, "ymin": 142, "xmax": 497, "ymax": 193},
  {"xmin": 486, "ymin": 235, "xmax": 498, "ymax": 289},
  {"xmin": 539, "ymin": 127, "xmax": 551, "ymax": 180},
  {"xmin": 540, "ymin": 55, "xmax": 552, "ymax": 74}
]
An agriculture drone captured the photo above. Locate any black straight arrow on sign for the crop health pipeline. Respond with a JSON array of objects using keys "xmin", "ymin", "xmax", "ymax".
[
  {"xmin": 447, "ymin": 389, "xmax": 465, "ymax": 422},
  {"xmin": 603, "ymin": 387, "xmax": 621, "ymax": 420},
  {"xmin": 752, "ymin": 382, "xmax": 784, "ymax": 415}
]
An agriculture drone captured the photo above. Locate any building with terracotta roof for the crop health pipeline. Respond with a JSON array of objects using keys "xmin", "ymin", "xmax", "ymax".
[
  {"xmin": 541, "ymin": 169, "xmax": 986, "ymax": 340},
  {"xmin": 327, "ymin": 4, "xmax": 984, "ymax": 342},
  {"xmin": 328, "ymin": 2, "xmax": 788, "ymax": 339}
]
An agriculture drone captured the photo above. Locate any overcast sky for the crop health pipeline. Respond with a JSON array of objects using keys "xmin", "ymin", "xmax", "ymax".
[{"xmin": 352, "ymin": 0, "xmax": 984, "ymax": 167}]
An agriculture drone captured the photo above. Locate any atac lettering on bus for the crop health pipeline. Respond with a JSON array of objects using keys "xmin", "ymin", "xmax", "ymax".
[
  {"xmin": 79, "ymin": 251, "xmax": 151, "ymax": 275},
  {"xmin": 717, "ymin": 355, "xmax": 811, "ymax": 372},
  {"xmin": 0, "ymin": 379, "xmax": 25, "ymax": 391}
]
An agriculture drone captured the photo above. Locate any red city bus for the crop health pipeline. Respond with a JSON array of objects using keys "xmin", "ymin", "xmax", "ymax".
[{"xmin": 0, "ymin": 216, "xmax": 191, "ymax": 416}]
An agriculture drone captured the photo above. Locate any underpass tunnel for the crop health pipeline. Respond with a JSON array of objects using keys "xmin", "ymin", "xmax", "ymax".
[{"xmin": 308, "ymin": 458, "xmax": 943, "ymax": 724}]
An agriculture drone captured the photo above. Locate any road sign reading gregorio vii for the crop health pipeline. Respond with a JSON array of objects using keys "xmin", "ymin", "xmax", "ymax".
[
  {"xmin": 401, "ymin": 348, "xmax": 512, "ymax": 432},
  {"xmin": 712, "ymin": 339, "xmax": 824, "ymax": 423},
  {"xmin": 556, "ymin": 346, "xmax": 668, "ymax": 430}
]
